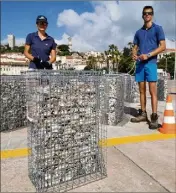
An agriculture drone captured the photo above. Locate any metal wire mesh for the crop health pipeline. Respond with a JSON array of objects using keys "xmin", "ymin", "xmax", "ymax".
[
  {"xmin": 0, "ymin": 75, "xmax": 27, "ymax": 132},
  {"xmin": 0, "ymin": 71, "xmax": 167, "ymax": 132},
  {"xmin": 23, "ymin": 70, "xmax": 107, "ymax": 192},
  {"xmin": 157, "ymin": 76, "xmax": 168, "ymax": 101},
  {"xmin": 123, "ymin": 74, "xmax": 140, "ymax": 103},
  {"xmin": 100, "ymin": 74, "xmax": 124, "ymax": 125}
]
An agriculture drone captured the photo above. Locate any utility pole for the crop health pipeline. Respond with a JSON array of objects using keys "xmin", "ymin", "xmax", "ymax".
[
  {"xmin": 174, "ymin": 49, "xmax": 176, "ymax": 80},
  {"xmin": 171, "ymin": 39, "xmax": 176, "ymax": 80},
  {"xmin": 165, "ymin": 56, "xmax": 167, "ymax": 72}
]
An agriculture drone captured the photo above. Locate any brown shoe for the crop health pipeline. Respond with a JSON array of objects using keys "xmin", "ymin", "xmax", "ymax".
[
  {"xmin": 149, "ymin": 113, "xmax": 159, "ymax": 129},
  {"xmin": 131, "ymin": 109, "xmax": 148, "ymax": 123}
]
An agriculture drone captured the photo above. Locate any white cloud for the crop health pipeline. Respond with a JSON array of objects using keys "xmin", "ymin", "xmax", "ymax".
[
  {"xmin": 56, "ymin": 1, "xmax": 175, "ymax": 52},
  {"xmin": 166, "ymin": 39, "xmax": 176, "ymax": 49},
  {"xmin": 57, "ymin": 9, "xmax": 83, "ymax": 27},
  {"xmin": 1, "ymin": 38, "xmax": 25, "ymax": 46},
  {"xmin": 54, "ymin": 33, "xmax": 70, "ymax": 45}
]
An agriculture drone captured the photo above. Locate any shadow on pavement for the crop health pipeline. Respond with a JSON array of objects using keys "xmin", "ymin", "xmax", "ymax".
[{"xmin": 124, "ymin": 106, "xmax": 138, "ymax": 117}]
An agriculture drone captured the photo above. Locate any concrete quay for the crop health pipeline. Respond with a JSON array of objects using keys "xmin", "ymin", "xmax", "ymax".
[{"xmin": 1, "ymin": 80, "xmax": 176, "ymax": 192}]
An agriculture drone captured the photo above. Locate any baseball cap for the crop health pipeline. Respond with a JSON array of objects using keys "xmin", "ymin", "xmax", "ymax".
[{"xmin": 36, "ymin": 15, "xmax": 48, "ymax": 24}]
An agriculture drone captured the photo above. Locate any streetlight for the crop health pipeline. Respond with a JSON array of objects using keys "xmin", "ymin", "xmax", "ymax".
[{"xmin": 171, "ymin": 39, "xmax": 176, "ymax": 80}]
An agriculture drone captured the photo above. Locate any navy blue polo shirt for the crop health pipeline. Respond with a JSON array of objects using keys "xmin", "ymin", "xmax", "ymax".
[
  {"xmin": 25, "ymin": 32, "xmax": 57, "ymax": 69},
  {"xmin": 133, "ymin": 23, "xmax": 165, "ymax": 64}
]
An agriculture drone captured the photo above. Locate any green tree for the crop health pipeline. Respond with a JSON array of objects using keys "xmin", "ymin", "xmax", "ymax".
[
  {"xmin": 84, "ymin": 65, "xmax": 92, "ymax": 70},
  {"xmin": 107, "ymin": 44, "xmax": 121, "ymax": 72},
  {"xmin": 128, "ymin": 42, "xmax": 133, "ymax": 49},
  {"xmin": 123, "ymin": 47, "xmax": 131, "ymax": 57},
  {"xmin": 118, "ymin": 47, "xmax": 132, "ymax": 73},
  {"xmin": 118, "ymin": 42, "xmax": 135, "ymax": 74},
  {"xmin": 104, "ymin": 50, "xmax": 110, "ymax": 72},
  {"xmin": 99, "ymin": 53, "xmax": 105, "ymax": 69},
  {"xmin": 1, "ymin": 45, "xmax": 25, "ymax": 53},
  {"xmin": 96, "ymin": 55, "xmax": 102, "ymax": 69},
  {"xmin": 18, "ymin": 46, "xmax": 25, "ymax": 53},
  {"xmin": 5, "ymin": 44, "xmax": 11, "ymax": 51},
  {"xmin": 84, "ymin": 56, "xmax": 97, "ymax": 70},
  {"xmin": 57, "ymin": 44, "xmax": 71, "ymax": 56},
  {"xmin": 158, "ymin": 53, "xmax": 175, "ymax": 78}
]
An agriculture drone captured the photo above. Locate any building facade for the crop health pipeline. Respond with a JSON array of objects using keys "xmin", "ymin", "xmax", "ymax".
[
  {"xmin": 7, "ymin": 34, "xmax": 15, "ymax": 49},
  {"xmin": 0, "ymin": 63, "xmax": 29, "ymax": 75},
  {"xmin": 0, "ymin": 52, "xmax": 29, "ymax": 75},
  {"xmin": 55, "ymin": 53, "xmax": 85, "ymax": 70}
]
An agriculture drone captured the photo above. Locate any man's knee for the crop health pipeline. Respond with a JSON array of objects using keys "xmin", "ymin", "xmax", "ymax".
[
  {"xmin": 138, "ymin": 82, "xmax": 146, "ymax": 95},
  {"xmin": 139, "ymin": 88, "xmax": 146, "ymax": 95},
  {"xmin": 149, "ymin": 82, "xmax": 157, "ymax": 96}
]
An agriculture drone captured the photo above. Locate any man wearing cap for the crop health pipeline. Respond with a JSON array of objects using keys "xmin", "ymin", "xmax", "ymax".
[{"xmin": 24, "ymin": 15, "xmax": 57, "ymax": 70}]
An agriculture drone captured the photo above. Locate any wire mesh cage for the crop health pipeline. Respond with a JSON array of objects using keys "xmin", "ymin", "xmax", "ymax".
[
  {"xmin": 100, "ymin": 74, "xmax": 124, "ymax": 126},
  {"xmin": 0, "ymin": 75, "xmax": 27, "ymax": 132},
  {"xmin": 23, "ymin": 70, "xmax": 107, "ymax": 192},
  {"xmin": 157, "ymin": 76, "xmax": 168, "ymax": 101},
  {"xmin": 123, "ymin": 74, "xmax": 139, "ymax": 103}
]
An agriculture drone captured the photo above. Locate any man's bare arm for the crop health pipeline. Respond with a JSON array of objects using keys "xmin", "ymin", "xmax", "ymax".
[
  {"xmin": 139, "ymin": 40, "xmax": 166, "ymax": 61},
  {"xmin": 132, "ymin": 45, "xmax": 139, "ymax": 60},
  {"xmin": 149, "ymin": 40, "xmax": 166, "ymax": 57}
]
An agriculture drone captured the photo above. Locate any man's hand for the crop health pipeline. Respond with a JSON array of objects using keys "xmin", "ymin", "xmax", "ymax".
[
  {"xmin": 132, "ymin": 54, "xmax": 139, "ymax": 61},
  {"xmin": 139, "ymin": 54, "xmax": 148, "ymax": 61}
]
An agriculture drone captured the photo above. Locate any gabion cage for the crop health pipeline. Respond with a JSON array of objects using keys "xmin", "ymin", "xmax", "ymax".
[
  {"xmin": 123, "ymin": 74, "xmax": 139, "ymax": 103},
  {"xmin": 157, "ymin": 77, "xmax": 168, "ymax": 101},
  {"xmin": 24, "ymin": 70, "xmax": 107, "ymax": 192},
  {"xmin": 100, "ymin": 74, "xmax": 124, "ymax": 126},
  {"xmin": 0, "ymin": 75, "xmax": 27, "ymax": 132}
]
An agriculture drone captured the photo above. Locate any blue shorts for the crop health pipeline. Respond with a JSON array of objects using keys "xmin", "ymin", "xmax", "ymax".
[{"xmin": 135, "ymin": 62, "xmax": 157, "ymax": 82}]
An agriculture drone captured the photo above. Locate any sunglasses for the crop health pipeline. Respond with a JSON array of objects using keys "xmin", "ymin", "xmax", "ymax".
[
  {"xmin": 143, "ymin": 12, "xmax": 153, "ymax": 16},
  {"xmin": 37, "ymin": 21, "xmax": 48, "ymax": 25}
]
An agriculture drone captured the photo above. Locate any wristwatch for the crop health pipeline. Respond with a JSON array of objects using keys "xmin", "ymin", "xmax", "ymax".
[{"xmin": 147, "ymin": 53, "xmax": 151, "ymax": 58}]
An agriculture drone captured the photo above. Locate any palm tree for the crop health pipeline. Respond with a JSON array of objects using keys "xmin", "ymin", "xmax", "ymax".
[
  {"xmin": 108, "ymin": 44, "xmax": 121, "ymax": 72},
  {"xmin": 87, "ymin": 56, "xmax": 97, "ymax": 70},
  {"xmin": 100, "ymin": 53, "xmax": 105, "ymax": 69},
  {"xmin": 104, "ymin": 50, "xmax": 110, "ymax": 72},
  {"xmin": 96, "ymin": 54, "xmax": 102, "ymax": 69},
  {"xmin": 127, "ymin": 42, "xmax": 134, "ymax": 56},
  {"xmin": 128, "ymin": 42, "xmax": 133, "ymax": 49},
  {"xmin": 117, "ymin": 42, "xmax": 135, "ymax": 74}
]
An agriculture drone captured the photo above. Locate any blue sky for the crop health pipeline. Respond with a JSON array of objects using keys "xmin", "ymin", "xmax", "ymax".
[
  {"xmin": 1, "ymin": 1, "xmax": 93, "ymax": 41},
  {"xmin": 1, "ymin": 1, "xmax": 175, "ymax": 51}
]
